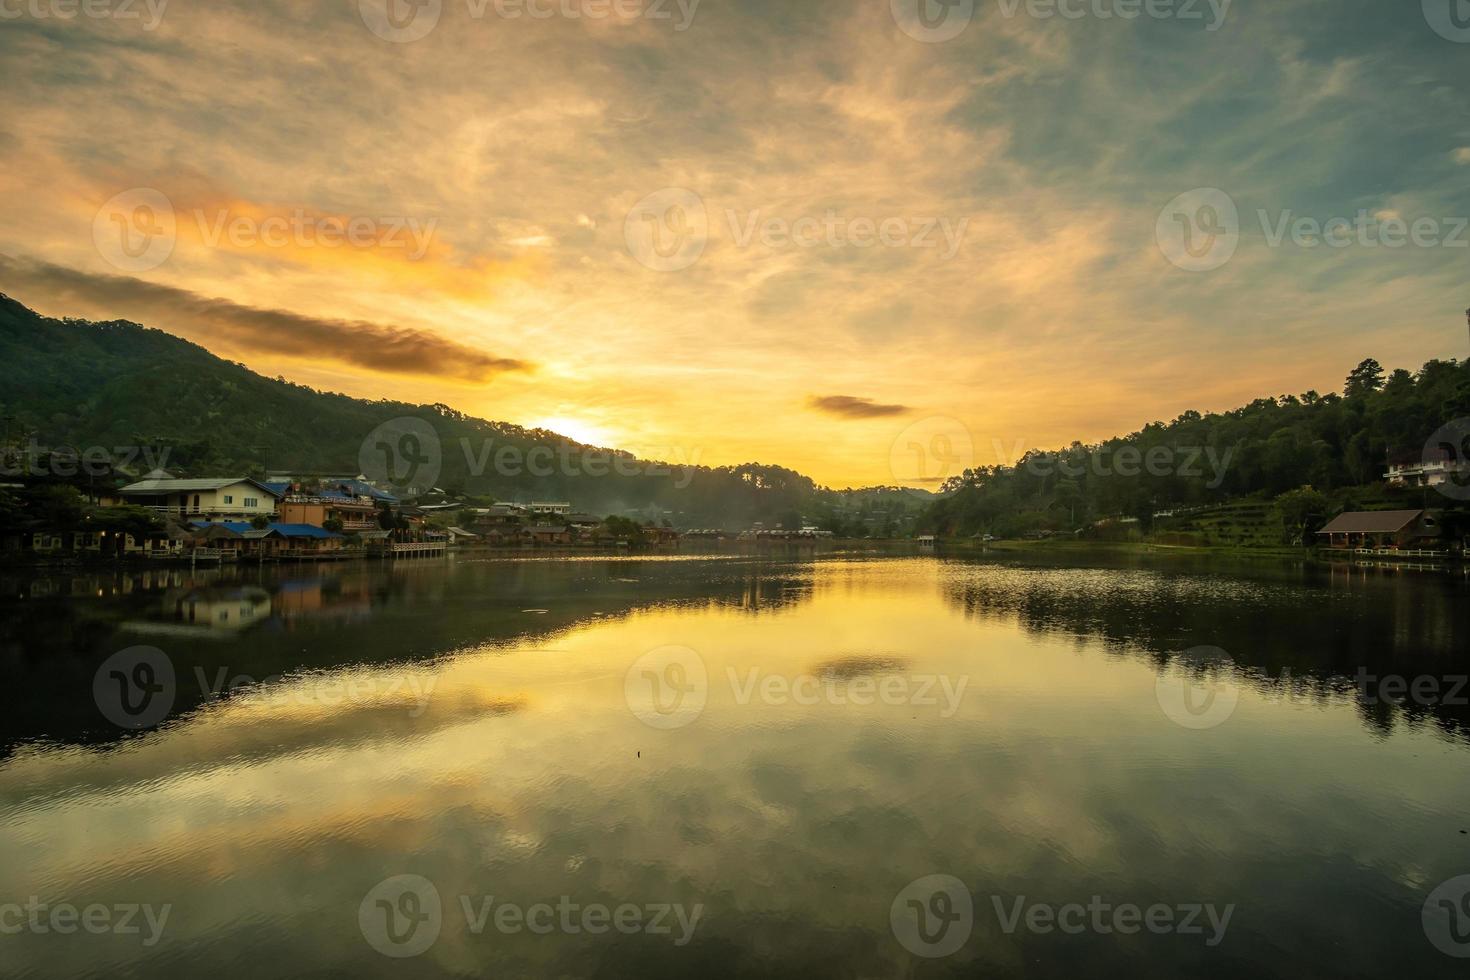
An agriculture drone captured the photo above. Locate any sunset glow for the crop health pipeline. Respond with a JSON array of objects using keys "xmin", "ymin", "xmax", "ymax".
[
  {"xmin": 529, "ymin": 416, "xmax": 614, "ymax": 449},
  {"xmin": 2, "ymin": 2, "xmax": 1468, "ymax": 486}
]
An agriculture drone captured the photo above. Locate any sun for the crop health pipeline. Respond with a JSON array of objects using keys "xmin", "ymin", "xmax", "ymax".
[{"xmin": 531, "ymin": 416, "xmax": 612, "ymax": 448}]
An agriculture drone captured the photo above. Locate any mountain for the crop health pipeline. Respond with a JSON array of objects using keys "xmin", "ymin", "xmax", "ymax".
[{"xmin": 0, "ymin": 294, "xmax": 931, "ymax": 531}]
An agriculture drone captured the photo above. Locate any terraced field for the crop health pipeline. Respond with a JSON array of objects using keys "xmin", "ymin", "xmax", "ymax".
[{"xmin": 1152, "ymin": 501, "xmax": 1283, "ymax": 548}]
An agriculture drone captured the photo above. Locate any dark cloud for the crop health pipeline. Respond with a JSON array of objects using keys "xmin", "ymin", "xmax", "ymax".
[
  {"xmin": 807, "ymin": 394, "xmax": 908, "ymax": 419},
  {"xmin": 0, "ymin": 255, "xmax": 530, "ymax": 382}
]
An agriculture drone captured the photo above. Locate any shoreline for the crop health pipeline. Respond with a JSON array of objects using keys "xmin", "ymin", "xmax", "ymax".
[{"xmin": 931, "ymin": 537, "xmax": 1469, "ymax": 568}]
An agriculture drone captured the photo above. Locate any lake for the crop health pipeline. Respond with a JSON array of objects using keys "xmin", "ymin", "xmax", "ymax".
[{"xmin": 2, "ymin": 550, "xmax": 1469, "ymax": 978}]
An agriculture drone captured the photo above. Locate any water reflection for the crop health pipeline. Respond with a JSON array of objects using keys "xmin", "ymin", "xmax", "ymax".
[
  {"xmin": 0, "ymin": 556, "xmax": 815, "ymax": 753},
  {"xmin": 0, "ymin": 554, "xmax": 1467, "ymax": 979},
  {"xmin": 935, "ymin": 554, "xmax": 1470, "ymax": 742}
]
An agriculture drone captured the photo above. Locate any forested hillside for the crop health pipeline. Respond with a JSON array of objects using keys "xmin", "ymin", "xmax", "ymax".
[
  {"xmin": 920, "ymin": 357, "xmax": 1470, "ymax": 540},
  {"xmin": 6, "ymin": 292, "xmax": 1465, "ymax": 541},
  {"xmin": 0, "ymin": 294, "xmax": 928, "ymax": 530}
]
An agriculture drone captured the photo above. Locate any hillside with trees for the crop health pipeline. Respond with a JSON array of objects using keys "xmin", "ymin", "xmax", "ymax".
[
  {"xmin": 919, "ymin": 357, "xmax": 1470, "ymax": 544},
  {"xmin": 5, "ymin": 292, "xmax": 1466, "ymax": 545},
  {"xmin": 0, "ymin": 293, "xmax": 930, "ymax": 530}
]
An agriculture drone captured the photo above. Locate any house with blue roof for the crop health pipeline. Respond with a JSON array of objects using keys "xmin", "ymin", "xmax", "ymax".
[{"xmin": 192, "ymin": 521, "xmax": 345, "ymax": 560}]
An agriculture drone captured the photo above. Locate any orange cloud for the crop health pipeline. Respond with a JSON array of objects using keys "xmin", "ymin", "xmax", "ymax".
[{"xmin": 0, "ymin": 255, "xmax": 532, "ymax": 382}]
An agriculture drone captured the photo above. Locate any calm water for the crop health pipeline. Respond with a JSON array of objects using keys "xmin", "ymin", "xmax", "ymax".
[{"xmin": 2, "ymin": 551, "xmax": 1469, "ymax": 978}]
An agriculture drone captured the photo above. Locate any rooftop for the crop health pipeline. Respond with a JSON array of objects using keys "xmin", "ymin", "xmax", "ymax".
[
  {"xmin": 190, "ymin": 521, "xmax": 344, "ymax": 539},
  {"xmin": 120, "ymin": 477, "xmax": 285, "ymax": 496},
  {"xmin": 1316, "ymin": 510, "xmax": 1425, "ymax": 535}
]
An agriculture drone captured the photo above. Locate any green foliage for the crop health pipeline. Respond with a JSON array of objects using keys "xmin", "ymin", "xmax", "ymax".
[
  {"xmin": 0, "ymin": 488, "xmax": 23, "ymax": 531},
  {"xmin": 86, "ymin": 504, "xmax": 164, "ymax": 539},
  {"xmin": 1344, "ymin": 358, "xmax": 1386, "ymax": 399},
  {"xmin": 1275, "ymin": 486, "xmax": 1332, "ymax": 545},
  {"xmin": 23, "ymin": 485, "xmax": 86, "ymax": 531},
  {"xmin": 600, "ymin": 515, "xmax": 645, "ymax": 542},
  {"xmin": 0, "ymin": 295, "xmax": 933, "ymax": 530},
  {"xmin": 924, "ymin": 357, "xmax": 1470, "ymax": 540}
]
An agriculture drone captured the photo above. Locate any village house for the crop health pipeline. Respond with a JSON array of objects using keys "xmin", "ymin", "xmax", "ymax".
[
  {"xmin": 472, "ymin": 526, "xmax": 513, "ymax": 547},
  {"xmin": 357, "ymin": 528, "xmax": 393, "ymax": 557},
  {"xmin": 469, "ymin": 505, "xmax": 526, "ymax": 529},
  {"xmin": 192, "ymin": 521, "xmax": 345, "ymax": 559},
  {"xmin": 1315, "ymin": 510, "xmax": 1443, "ymax": 550},
  {"xmin": 118, "ymin": 477, "xmax": 283, "ymax": 521},
  {"xmin": 642, "ymin": 525, "xmax": 681, "ymax": 548},
  {"xmin": 277, "ymin": 485, "xmax": 383, "ymax": 531},
  {"xmin": 16, "ymin": 516, "xmax": 194, "ymax": 560},
  {"xmin": 565, "ymin": 513, "xmax": 603, "ymax": 540},
  {"xmin": 521, "ymin": 524, "xmax": 573, "ymax": 546},
  {"xmin": 1385, "ymin": 449, "xmax": 1470, "ymax": 491},
  {"xmin": 444, "ymin": 526, "xmax": 479, "ymax": 547}
]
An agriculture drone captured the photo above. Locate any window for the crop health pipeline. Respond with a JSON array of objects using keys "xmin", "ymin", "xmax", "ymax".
[
  {"xmin": 244, "ymin": 497, "xmax": 259, "ymax": 508},
  {"xmin": 224, "ymin": 495, "xmax": 234, "ymax": 504}
]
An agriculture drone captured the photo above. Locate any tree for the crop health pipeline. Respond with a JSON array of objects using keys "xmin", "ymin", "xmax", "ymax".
[
  {"xmin": 601, "ymin": 515, "xmax": 645, "ymax": 543},
  {"xmin": 0, "ymin": 487, "xmax": 28, "ymax": 532},
  {"xmin": 1275, "ymin": 486, "xmax": 1331, "ymax": 545},
  {"xmin": 1344, "ymin": 358, "xmax": 1385, "ymax": 399},
  {"xmin": 87, "ymin": 504, "xmax": 163, "ymax": 540},
  {"xmin": 26, "ymin": 484, "xmax": 86, "ymax": 530}
]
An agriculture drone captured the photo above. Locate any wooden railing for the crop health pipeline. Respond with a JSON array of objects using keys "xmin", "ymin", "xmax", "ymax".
[
  {"xmin": 141, "ymin": 506, "xmax": 273, "ymax": 518},
  {"xmin": 391, "ymin": 542, "xmax": 448, "ymax": 556}
]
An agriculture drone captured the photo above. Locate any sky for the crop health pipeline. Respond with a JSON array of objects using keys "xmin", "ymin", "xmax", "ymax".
[{"xmin": 1, "ymin": 0, "xmax": 1468, "ymax": 487}]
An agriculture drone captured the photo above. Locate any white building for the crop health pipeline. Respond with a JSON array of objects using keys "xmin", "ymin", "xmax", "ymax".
[
  {"xmin": 1386, "ymin": 450, "xmax": 1470, "ymax": 489},
  {"xmin": 529, "ymin": 501, "xmax": 572, "ymax": 515},
  {"xmin": 117, "ymin": 477, "xmax": 284, "ymax": 520}
]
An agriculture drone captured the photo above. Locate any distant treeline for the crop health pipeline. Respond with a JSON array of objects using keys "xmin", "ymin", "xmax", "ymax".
[{"xmin": 921, "ymin": 357, "xmax": 1470, "ymax": 539}]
